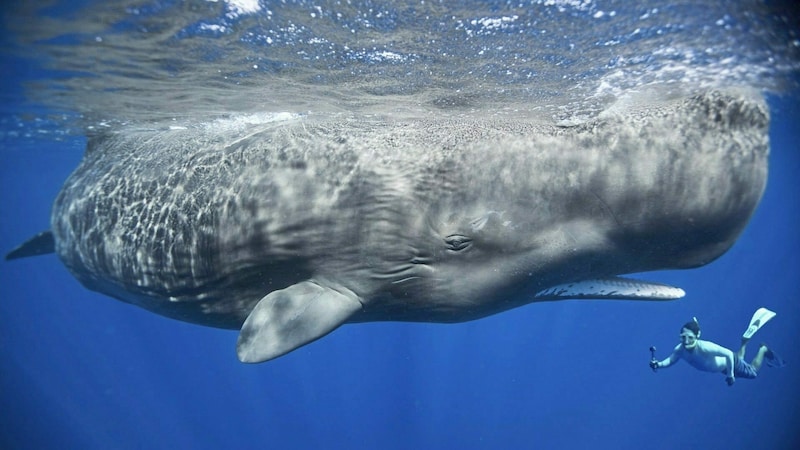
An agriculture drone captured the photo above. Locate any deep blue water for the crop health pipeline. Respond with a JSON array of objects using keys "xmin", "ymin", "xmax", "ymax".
[{"xmin": 2, "ymin": 2, "xmax": 799, "ymax": 450}]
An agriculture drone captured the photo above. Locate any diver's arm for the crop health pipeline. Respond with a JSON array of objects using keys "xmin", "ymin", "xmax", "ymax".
[
  {"xmin": 653, "ymin": 344, "xmax": 682, "ymax": 369},
  {"xmin": 723, "ymin": 349, "xmax": 735, "ymax": 380},
  {"xmin": 707, "ymin": 342, "xmax": 736, "ymax": 379},
  {"xmin": 700, "ymin": 341, "xmax": 736, "ymax": 385}
]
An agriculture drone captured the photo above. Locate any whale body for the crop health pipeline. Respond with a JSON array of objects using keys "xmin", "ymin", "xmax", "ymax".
[{"xmin": 6, "ymin": 91, "xmax": 770, "ymax": 362}]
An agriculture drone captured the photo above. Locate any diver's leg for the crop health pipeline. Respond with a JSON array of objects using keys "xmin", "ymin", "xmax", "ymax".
[
  {"xmin": 737, "ymin": 338, "xmax": 749, "ymax": 360},
  {"xmin": 751, "ymin": 344, "xmax": 769, "ymax": 372}
]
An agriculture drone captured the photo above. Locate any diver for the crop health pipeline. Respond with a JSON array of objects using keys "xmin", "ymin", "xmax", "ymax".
[{"xmin": 649, "ymin": 308, "xmax": 784, "ymax": 386}]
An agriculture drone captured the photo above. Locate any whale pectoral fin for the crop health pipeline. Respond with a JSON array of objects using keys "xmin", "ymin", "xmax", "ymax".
[
  {"xmin": 533, "ymin": 276, "xmax": 685, "ymax": 301},
  {"xmin": 5, "ymin": 231, "xmax": 55, "ymax": 260},
  {"xmin": 236, "ymin": 280, "xmax": 363, "ymax": 363}
]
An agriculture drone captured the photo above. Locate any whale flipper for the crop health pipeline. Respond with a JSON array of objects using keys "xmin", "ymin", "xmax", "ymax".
[
  {"xmin": 533, "ymin": 277, "xmax": 685, "ymax": 301},
  {"xmin": 236, "ymin": 281, "xmax": 363, "ymax": 363},
  {"xmin": 5, "ymin": 231, "xmax": 55, "ymax": 260}
]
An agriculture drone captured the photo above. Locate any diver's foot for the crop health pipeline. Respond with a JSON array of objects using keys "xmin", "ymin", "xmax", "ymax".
[{"xmin": 762, "ymin": 344, "xmax": 786, "ymax": 368}]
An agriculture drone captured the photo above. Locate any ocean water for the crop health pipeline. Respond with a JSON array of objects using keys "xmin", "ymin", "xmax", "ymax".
[{"xmin": 1, "ymin": 1, "xmax": 798, "ymax": 449}]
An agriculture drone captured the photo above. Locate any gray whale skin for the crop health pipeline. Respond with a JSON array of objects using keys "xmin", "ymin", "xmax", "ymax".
[{"xmin": 7, "ymin": 91, "xmax": 770, "ymax": 363}]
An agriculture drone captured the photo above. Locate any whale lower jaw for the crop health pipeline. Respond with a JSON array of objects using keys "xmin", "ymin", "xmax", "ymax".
[{"xmin": 533, "ymin": 276, "xmax": 685, "ymax": 301}]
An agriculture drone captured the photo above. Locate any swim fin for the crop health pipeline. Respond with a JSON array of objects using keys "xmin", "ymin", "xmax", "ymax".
[
  {"xmin": 764, "ymin": 347, "xmax": 786, "ymax": 368},
  {"xmin": 742, "ymin": 307, "xmax": 776, "ymax": 340}
]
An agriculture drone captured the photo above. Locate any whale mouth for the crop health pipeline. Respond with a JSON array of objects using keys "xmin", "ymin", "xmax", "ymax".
[{"xmin": 533, "ymin": 276, "xmax": 685, "ymax": 301}]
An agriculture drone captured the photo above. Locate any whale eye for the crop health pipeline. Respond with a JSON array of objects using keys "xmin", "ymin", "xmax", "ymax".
[{"xmin": 444, "ymin": 234, "xmax": 473, "ymax": 252}]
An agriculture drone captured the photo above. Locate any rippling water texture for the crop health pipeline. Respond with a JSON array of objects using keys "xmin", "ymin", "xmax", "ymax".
[{"xmin": 4, "ymin": 0, "xmax": 799, "ymax": 133}]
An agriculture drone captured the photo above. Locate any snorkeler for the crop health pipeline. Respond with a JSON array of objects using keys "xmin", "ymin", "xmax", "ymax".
[{"xmin": 649, "ymin": 308, "xmax": 785, "ymax": 386}]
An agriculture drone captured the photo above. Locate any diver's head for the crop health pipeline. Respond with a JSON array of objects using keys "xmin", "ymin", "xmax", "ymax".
[{"xmin": 680, "ymin": 317, "xmax": 701, "ymax": 349}]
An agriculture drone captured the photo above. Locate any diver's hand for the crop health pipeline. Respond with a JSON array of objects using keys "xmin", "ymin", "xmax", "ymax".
[
  {"xmin": 726, "ymin": 376, "xmax": 735, "ymax": 386},
  {"xmin": 649, "ymin": 359, "xmax": 659, "ymax": 371}
]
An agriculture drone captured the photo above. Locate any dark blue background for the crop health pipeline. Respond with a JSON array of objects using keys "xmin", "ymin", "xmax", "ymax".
[{"xmin": 1, "ymin": 15, "xmax": 798, "ymax": 450}]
